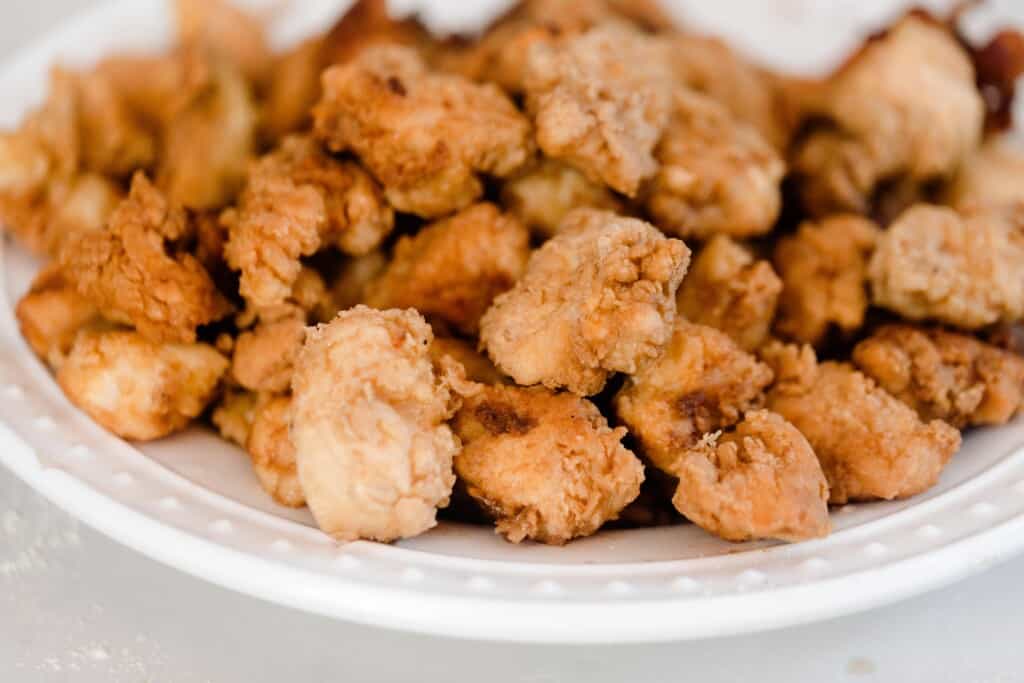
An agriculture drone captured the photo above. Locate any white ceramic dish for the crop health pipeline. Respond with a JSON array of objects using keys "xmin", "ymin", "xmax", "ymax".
[{"xmin": 2, "ymin": 0, "xmax": 1024, "ymax": 644}]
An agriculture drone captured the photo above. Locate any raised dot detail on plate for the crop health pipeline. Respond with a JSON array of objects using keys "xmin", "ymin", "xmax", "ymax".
[
  {"xmin": 401, "ymin": 567, "xmax": 425, "ymax": 583},
  {"xmin": 800, "ymin": 557, "xmax": 829, "ymax": 573},
  {"xmin": 533, "ymin": 579, "xmax": 562, "ymax": 595},
  {"xmin": 737, "ymin": 569, "xmax": 766, "ymax": 588},
  {"xmin": 917, "ymin": 524, "xmax": 942, "ymax": 539},
  {"xmin": 3, "ymin": 383, "xmax": 24, "ymax": 400},
  {"xmin": 670, "ymin": 576, "xmax": 701, "ymax": 593},
  {"xmin": 970, "ymin": 502, "xmax": 996, "ymax": 517},
  {"xmin": 158, "ymin": 497, "xmax": 180, "ymax": 511},
  {"xmin": 864, "ymin": 542, "xmax": 887, "ymax": 558},
  {"xmin": 271, "ymin": 539, "xmax": 292, "ymax": 552},
  {"xmin": 467, "ymin": 576, "xmax": 494, "ymax": 592},
  {"xmin": 113, "ymin": 472, "xmax": 134, "ymax": 486},
  {"xmin": 68, "ymin": 444, "xmax": 92, "ymax": 460},
  {"xmin": 605, "ymin": 580, "xmax": 633, "ymax": 595},
  {"xmin": 336, "ymin": 554, "xmax": 361, "ymax": 570},
  {"xmin": 33, "ymin": 416, "xmax": 56, "ymax": 431},
  {"xmin": 210, "ymin": 519, "xmax": 233, "ymax": 534}
]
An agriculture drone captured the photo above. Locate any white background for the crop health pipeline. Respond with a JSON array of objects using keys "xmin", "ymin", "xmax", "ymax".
[{"xmin": 2, "ymin": 1, "xmax": 1023, "ymax": 681}]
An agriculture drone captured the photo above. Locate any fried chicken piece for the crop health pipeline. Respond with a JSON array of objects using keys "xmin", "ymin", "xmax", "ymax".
[
  {"xmin": 365, "ymin": 203, "xmax": 530, "ymax": 333},
  {"xmin": 500, "ymin": 159, "xmax": 624, "ymax": 238},
  {"xmin": 853, "ymin": 325, "xmax": 1024, "ymax": 427},
  {"xmin": 231, "ymin": 316, "xmax": 305, "ymax": 394},
  {"xmin": 868, "ymin": 204, "xmax": 1024, "ymax": 329},
  {"xmin": 763, "ymin": 342, "xmax": 961, "ymax": 504},
  {"xmin": 672, "ymin": 410, "xmax": 830, "ymax": 543},
  {"xmin": 451, "ymin": 380, "xmax": 643, "ymax": 545},
  {"xmin": 677, "ymin": 235, "xmax": 781, "ymax": 352},
  {"xmin": 211, "ymin": 388, "xmax": 259, "ymax": 447},
  {"xmin": 157, "ymin": 58, "xmax": 257, "ymax": 210},
  {"xmin": 291, "ymin": 307, "xmax": 459, "ymax": 541},
  {"xmin": 314, "ymin": 45, "xmax": 533, "ymax": 218},
  {"xmin": 668, "ymin": 34, "xmax": 792, "ymax": 151},
  {"xmin": 247, "ymin": 396, "xmax": 304, "ymax": 508},
  {"xmin": 331, "ymin": 250, "xmax": 388, "ymax": 311},
  {"xmin": 73, "ymin": 70, "xmax": 158, "ymax": 178},
  {"xmin": 792, "ymin": 16, "xmax": 984, "ymax": 215},
  {"xmin": 429, "ymin": 336, "xmax": 505, "ymax": 385},
  {"xmin": 60, "ymin": 173, "xmax": 231, "ymax": 343},
  {"xmin": 94, "ymin": 47, "xmax": 211, "ymax": 128},
  {"xmin": 480, "ymin": 209, "xmax": 690, "ymax": 395},
  {"xmin": 774, "ymin": 214, "xmax": 880, "ymax": 346},
  {"xmin": 15, "ymin": 264, "xmax": 99, "ymax": 369},
  {"xmin": 223, "ymin": 135, "xmax": 394, "ymax": 309},
  {"xmin": 945, "ymin": 137, "xmax": 1024, "ymax": 211},
  {"xmin": 614, "ymin": 321, "xmax": 774, "ymax": 473},
  {"xmin": 175, "ymin": 0, "xmax": 272, "ymax": 86},
  {"xmin": 437, "ymin": 0, "xmax": 673, "ymax": 94},
  {"xmin": 262, "ymin": 0, "xmax": 435, "ymax": 141},
  {"xmin": 645, "ymin": 89, "xmax": 784, "ymax": 240},
  {"xmin": 523, "ymin": 23, "xmax": 674, "ymax": 197},
  {"xmin": 57, "ymin": 328, "xmax": 228, "ymax": 441}
]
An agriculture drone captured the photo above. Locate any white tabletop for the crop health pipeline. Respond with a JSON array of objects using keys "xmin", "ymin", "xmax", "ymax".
[{"xmin": 2, "ymin": 2, "xmax": 1023, "ymax": 681}]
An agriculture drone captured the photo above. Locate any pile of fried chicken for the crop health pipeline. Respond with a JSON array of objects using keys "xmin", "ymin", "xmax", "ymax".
[{"xmin": 4, "ymin": 0, "xmax": 1024, "ymax": 546}]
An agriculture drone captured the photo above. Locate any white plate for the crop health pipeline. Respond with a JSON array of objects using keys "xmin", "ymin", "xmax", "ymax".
[{"xmin": 2, "ymin": 0, "xmax": 1024, "ymax": 644}]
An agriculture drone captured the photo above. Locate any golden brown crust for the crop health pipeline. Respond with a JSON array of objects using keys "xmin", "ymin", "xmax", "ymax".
[
  {"xmin": 451, "ymin": 381, "xmax": 644, "ymax": 545},
  {"xmin": 246, "ymin": 396, "xmax": 305, "ymax": 508},
  {"xmin": 211, "ymin": 389, "xmax": 259, "ymax": 447},
  {"xmin": 853, "ymin": 324, "xmax": 1024, "ymax": 427},
  {"xmin": 175, "ymin": 0, "xmax": 272, "ymax": 86},
  {"xmin": 15, "ymin": 264, "xmax": 99, "ymax": 369},
  {"xmin": 614, "ymin": 321, "xmax": 774, "ymax": 474},
  {"xmin": 677, "ymin": 235, "xmax": 781, "ymax": 352},
  {"xmin": 365, "ymin": 203, "xmax": 529, "ymax": 333},
  {"xmin": 763, "ymin": 342, "xmax": 961, "ymax": 504},
  {"xmin": 60, "ymin": 173, "xmax": 232, "ymax": 344},
  {"xmin": 645, "ymin": 89, "xmax": 784, "ymax": 240},
  {"xmin": 57, "ymin": 327, "xmax": 228, "ymax": 441},
  {"xmin": 222, "ymin": 135, "xmax": 394, "ymax": 310},
  {"xmin": 314, "ymin": 45, "xmax": 533, "ymax": 218},
  {"xmin": 774, "ymin": 214, "xmax": 880, "ymax": 346},
  {"xmin": 523, "ymin": 23, "xmax": 674, "ymax": 197},
  {"xmin": 429, "ymin": 336, "xmax": 506, "ymax": 385},
  {"xmin": 291, "ymin": 307, "xmax": 459, "ymax": 541},
  {"xmin": 868, "ymin": 204, "xmax": 1024, "ymax": 329},
  {"xmin": 945, "ymin": 137, "xmax": 1024, "ymax": 211},
  {"xmin": 672, "ymin": 410, "xmax": 830, "ymax": 542},
  {"xmin": 480, "ymin": 209, "xmax": 690, "ymax": 395}
]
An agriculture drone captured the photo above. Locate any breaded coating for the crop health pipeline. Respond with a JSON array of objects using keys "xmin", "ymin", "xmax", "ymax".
[
  {"xmin": 677, "ymin": 235, "xmax": 780, "ymax": 352},
  {"xmin": 614, "ymin": 321, "xmax": 774, "ymax": 473},
  {"xmin": 70, "ymin": 69, "xmax": 157, "ymax": 178},
  {"xmin": 451, "ymin": 381, "xmax": 644, "ymax": 545},
  {"xmin": 763, "ymin": 342, "xmax": 961, "ymax": 504},
  {"xmin": 365, "ymin": 203, "xmax": 530, "ymax": 333},
  {"xmin": 868, "ymin": 204, "xmax": 1024, "ymax": 329},
  {"xmin": 331, "ymin": 250, "xmax": 388, "ymax": 311},
  {"xmin": 247, "ymin": 396, "xmax": 304, "ymax": 508},
  {"xmin": 480, "ymin": 209, "xmax": 690, "ymax": 395},
  {"xmin": 223, "ymin": 135, "xmax": 394, "ymax": 309},
  {"xmin": 57, "ymin": 328, "xmax": 228, "ymax": 441},
  {"xmin": 291, "ymin": 307, "xmax": 459, "ymax": 541},
  {"xmin": 157, "ymin": 59, "xmax": 257, "ymax": 210},
  {"xmin": 500, "ymin": 159, "xmax": 623, "ymax": 238},
  {"xmin": 672, "ymin": 410, "xmax": 830, "ymax": 542},
  {"xmin": 175, "ymin": 0, "xmax": 271, "ymax": 86},
  {"xmin": 60, "ymin": 173, "xmax": 232, "ymax": 343},
  {"xmin": 211, "ymin": 389, "xmax": 259, "ymax": 447},
  {"xmin": 438, "ymin": 0, "xmax": 673, "ymax": 94},
  {"xmin": 430, "ymin": 336, "xmax": 506, "ymax": 385},
  {"xmin": 853, "ymin": 325, "xmax": 1024, "ymax": 427},
  {"xmin": 15, "ymin": 264, "xmax": 99, "ymax": 369},
  {"xmin": 523, "ymin": 23, "xmax": 674, "ymax": 196},
  {"xmin": 792, "ymin": 17, "xmax": 984, "ymax": 215},
  {"xmin": 668, "ymin": 34, "xmax": 792, "ymax": 150},
  {"xmin": 774, "ymin": 214, "xmax": 880, "ymax": 346},
  {"xmin": 314, "ymin": 45, "xmax": 533, "ymax": 218},
  {"xmin": 945, "ymin": 137, "xmax": 1024, "ymax": 211},
  {"xmin": 645, "ymin": 89, "xmax": 784, "ymax": 240},
  {"xmin": 231, "ymin": 317, "xmax": 305, "ymax": 394}
]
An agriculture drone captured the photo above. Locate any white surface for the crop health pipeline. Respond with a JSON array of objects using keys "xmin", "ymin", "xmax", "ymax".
[{"xmin": 1, "ymin": 0, "xmax": 1023, "ymax": 679}]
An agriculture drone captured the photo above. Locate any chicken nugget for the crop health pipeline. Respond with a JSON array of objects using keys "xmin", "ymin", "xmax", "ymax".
[
  {"xmin": 15, "ymin": 264, "xmax": 99, "ymax": 369},
  {"xmin": 247, "ymin": 396, "xmax": 304, "ymax": 508}
]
